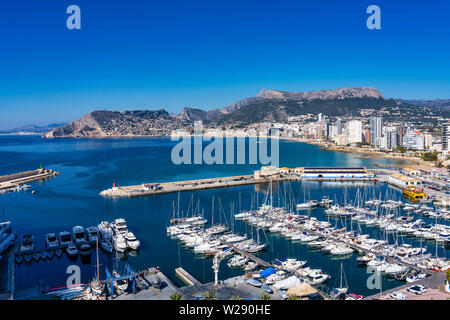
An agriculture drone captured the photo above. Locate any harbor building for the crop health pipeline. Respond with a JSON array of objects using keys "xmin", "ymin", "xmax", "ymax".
[
  {"xmin": 298, "ymin": 167, "xmax": 374, "ymax": 179},
  {"xmin": 402, "ymin": 168, "xmax": 421, "ymax": 176},
  {"xmin": 402, "ymin": 128, "xmax": 425, "ymax": 150},
  {"xmin": 387, "ymin": 173, "xmax": 422, "ymax": 188}
]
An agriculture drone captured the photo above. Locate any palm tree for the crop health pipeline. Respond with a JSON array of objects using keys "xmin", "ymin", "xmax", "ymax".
[
  {"xmin": 261, "ymin": 292, "xmax": 271, "ymax": 300},
  {"xmin": 202, "ymin": 289, "xmax": 219, "ymax": 300},
  {"xmin": 170, "ymin": 292, "xmax": 184, "ymax": 300},
  {"xmin": 229, "ymin": 295, "xmax": 243, "ymax": 300}
]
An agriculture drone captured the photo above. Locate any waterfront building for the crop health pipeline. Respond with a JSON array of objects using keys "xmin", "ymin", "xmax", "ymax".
[
  {"xmin": 424, "ymin": 133, "xmax": 433, "ymax": 150},
  {"xmin": 370, "ymin": 116, "xmax": 383, "ymax": 147},
  {"xmin": 317, "ymin": 113, "xmax": 323, "ymax": 121},
  {"xmin": 363, "ymin": 129, "xmax": 371, "ymax": 144},
  {"xmin": 442, "ymin": 123, "xmax": 450, "ymax": 152},
  {"xmin": 346, "ymin": 120, "xmax": 362, "ymax": 144},
  {"xmin": 299, "ymin": 167, "xmax": 374, "ymax": 179},
  {"xmin": 384, "ymin": 126, "xmax": 398, "ymax": 150},
  {"xmin": 387, "ymin": 173, "xmax": 422, "ymax": 187},
  {"xmin": 402, "ymin": 128, "xmax": 425, "ymax": 150},
  {"xmin": 336, "ymin": 119, "xmax": 342, "ymax": 135},
  {"xmin": 334, "ymin": 133, "xmax": 347, "ymax": 146}
]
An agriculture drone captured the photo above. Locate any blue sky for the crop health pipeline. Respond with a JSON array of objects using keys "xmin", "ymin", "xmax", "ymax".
[{"xmin": 0, "ymin": 0, "xmax": 449, "ymax": 129}]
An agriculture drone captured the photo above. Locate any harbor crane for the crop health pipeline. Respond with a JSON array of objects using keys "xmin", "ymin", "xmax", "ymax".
[{"xmin": 212, "ymin": 248, "xmax": 233, "ymax": 287}]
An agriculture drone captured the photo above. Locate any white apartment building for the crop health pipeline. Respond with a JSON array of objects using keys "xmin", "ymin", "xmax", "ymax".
[{"xmin": 346, "ymin": 120, "xmax": 362, "ymax": 144}]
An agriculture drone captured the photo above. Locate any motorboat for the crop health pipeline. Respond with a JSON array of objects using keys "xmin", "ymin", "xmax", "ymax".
[
  {"xmin": 46, "ymin": 233, "xmax": 59, "ymax": 249},
  {"xmin": 265, "ymin": 270, "xmax": 288, "ymax": 284},
  {"xmin": 227, "ymin": 255, "xmax": 249, "ymax": 268},
  {"xmin": 113, "ymin": 234, "xmax": 127, "ymax": 252},
  {"xmin": 79, "ymin": 243, "xmax": 92, "ymax": 257},
  {"xmin": 101, "ymin": 239, "xmax": 113, "ymax": 253},
  {"xmin": 19, "ymin": 234, "xmax": 34, "ymax": 253},
  {"xmin": 72, "ymin": 226, "xmax": 86, "ymax": 245},
  {"xmin": 0, "ymin": 221, "xmax": 16, "ymax": 254},
  {"xmin": 356, "ymin": 253, "xmax": 375, "ymax": 264},
  {"xmin": 279, "ymin": 258, "xmax": 307, "ymax": 271},
  {"xmin": 243, "ymin": 262, "xmax": 259, "ymax": 271},
  {"xmin": 58, "ymin": 231, "xmax": 73, "ymax": 247},
  {"xmin": 306, "ymin": 271, "xmax": 330, "ymax": 285},
  {"xmin": 66, "ymin": 244, "xmax": 79, "ymax": 258},
  {"xmin": 297, "ymin": 200, "xmax": 319, "ymax": 210},
  {"xmin": 277, "ymin": 289, "xmax": 288, "ymax": 300},
  {"xmin": 262, "ymin": 284, "xmax": 273, "ymax": 294},
  {"xmin": 330, "ymin": 245, "xmax": 354, "ymax": 256},
  {"xmin": 246, "ymin": 278, "xmax": 263, "ymax": 287},
  {"xmin": 112, "ymin": 218, "xmax": 128, "ymax": 236},
  {"xmin": 124, "ymin": 232, "xmax": 140, "ymax": 250},
  {"xmin": 98, "ymin": 221, "xmax": 113, "ymax": 241},
  {"xmin": 86, "ymin": 226, "xmax": 99, "ymax": 246}
]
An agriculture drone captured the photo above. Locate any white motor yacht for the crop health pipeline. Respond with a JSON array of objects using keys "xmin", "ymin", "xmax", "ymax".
[{"xmin": 124, "ymin": 232, "xmax": 140, "ymax": 250}]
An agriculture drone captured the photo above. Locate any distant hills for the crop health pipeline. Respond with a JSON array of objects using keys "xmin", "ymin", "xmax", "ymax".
[
  {"xmin": 43, "ymin": 87, "xmax": 448, "ymax": 138},
  {"xmin": 402, "ymin": 99, "xmax": 450, "ymax": 111},
  {"xmin": 0, "ymin": 123, "xmax": 65, "ymax": 135}
]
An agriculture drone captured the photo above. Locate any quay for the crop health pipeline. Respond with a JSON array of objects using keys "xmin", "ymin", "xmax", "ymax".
[
  {"xmin": 0, "ymin": 168, "xmax": 59, "ymax": 191},
  {"xmin": 175, "ymin": 267, "xmax": 202, "ymax": 286},
  {"xmin": 100, "ymin": 167, "xmax": 376, "ymax": 197}
]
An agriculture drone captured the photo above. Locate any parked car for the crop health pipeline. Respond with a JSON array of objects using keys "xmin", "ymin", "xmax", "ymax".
[
  {"xmin": 407, "ymin": 285, "xmax": 427, "ymax": 295},
  {"xmin": 390, "ymin": 292, "xmax": 406, "ymax": 300}
]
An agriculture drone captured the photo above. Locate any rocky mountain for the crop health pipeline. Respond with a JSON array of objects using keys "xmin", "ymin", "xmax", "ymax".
[
  {"xmin": 44, "ymin": 87, "xmax": 447, "ymax": 137},
  {"xmin": 256, "ymin": 87, "xmax": 383, "ymax": 100},
  {"xmin": 44, "ymin": 110, "xmax": 180, "ymax": 138},
  {"xmin": 176, "ymin": 107, "xmax": 223, "ymax": 122}
]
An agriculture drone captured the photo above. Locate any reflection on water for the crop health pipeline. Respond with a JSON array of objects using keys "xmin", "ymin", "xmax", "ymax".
[{"xmin": 0, "ymin": 136, "xmax": 442, "ymax": 298}]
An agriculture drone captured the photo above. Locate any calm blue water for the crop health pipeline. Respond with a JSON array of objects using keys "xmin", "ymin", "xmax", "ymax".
[{"xmin": 0, "ymin": 135, "xmax": 447, "ymax": 298}]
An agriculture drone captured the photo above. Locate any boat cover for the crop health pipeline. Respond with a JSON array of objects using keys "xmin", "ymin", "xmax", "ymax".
[
  {"xmin": 260, "ymin": 267, "xmax": 276, "ymax": 278},
  {"xmin": 273, "ymin": 276, "xmax": 301, "ymax": 290}
]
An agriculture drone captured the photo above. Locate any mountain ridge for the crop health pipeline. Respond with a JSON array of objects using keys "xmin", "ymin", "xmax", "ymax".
[{"xmin": 43, "ymin": 87, "xmax": 446, "ymax": 137}]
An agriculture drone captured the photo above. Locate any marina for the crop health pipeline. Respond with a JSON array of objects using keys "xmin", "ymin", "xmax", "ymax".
[{"xmin": 0, "ymin": 136, "xmax": 449, "ymax": 300}]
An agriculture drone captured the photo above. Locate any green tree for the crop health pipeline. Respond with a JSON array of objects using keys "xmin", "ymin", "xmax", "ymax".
[
  {"xmin": 202, "ymin": 289, "xmax": 219, "ymax": 300},
  {"xmin": 422, "ymin": 151, "xmax": 438, "ymax": 162},
  {"xmin": 229, "ymin": 295, "xmax": 243, "ymax": 300},
  {"xmin": 287, "ymin": 294, "xmax": 299, "ymax": 300},
  {"xmin": 446, "ymin": 269, "xmax": 450, "ymax": 283},
  {"xmin": 170, "ymin": 292, "xmax": 183, "ymax": 300},
  {"xmin": 261, "ymin": 292, "xmax": 271, "ymax": 300}
]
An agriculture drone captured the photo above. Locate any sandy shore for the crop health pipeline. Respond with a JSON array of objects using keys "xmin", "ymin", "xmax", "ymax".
[{"xmin": 280, "ymin": 137, "xmax": 436, "ymax": 170}]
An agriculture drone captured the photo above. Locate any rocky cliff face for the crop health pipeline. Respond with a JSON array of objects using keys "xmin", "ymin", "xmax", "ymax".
[
  {"xmin": 45, "ymin": 86, "xmax": 438, "ymax": 138},
  {"xmin": 256, "ymin": 87, "xmax": 383, "ymax": 100},
  {"xmin": 45, "ymin": 109, "xmax": 180, "ymax": 138}
]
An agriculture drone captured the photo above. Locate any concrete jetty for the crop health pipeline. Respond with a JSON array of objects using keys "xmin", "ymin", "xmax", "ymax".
[
  {"xmin": 0, "ymin": 168, "xmax": 59, "ymax": 191},
  {"xmin": 100, "ymin": 167, "xmax": 376, "ymax": 198}
]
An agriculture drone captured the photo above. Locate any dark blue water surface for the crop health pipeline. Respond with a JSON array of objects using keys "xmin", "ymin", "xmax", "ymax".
[{"xmin": 0, "ymin": 135, "xmax": 447, "ymax": 298}]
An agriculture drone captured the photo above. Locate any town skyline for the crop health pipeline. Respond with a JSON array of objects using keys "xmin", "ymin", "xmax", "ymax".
[{"xmin": 1, "ymin": 0, "xmax": 450, "ymax": 129}]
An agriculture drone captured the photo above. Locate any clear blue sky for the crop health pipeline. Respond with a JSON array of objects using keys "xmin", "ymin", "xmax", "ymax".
[{"xmin": 0, "ymin": 0, "xmax": 449, "ymax": 129}]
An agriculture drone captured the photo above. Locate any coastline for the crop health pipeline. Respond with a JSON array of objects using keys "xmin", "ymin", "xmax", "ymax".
[
  {"xmin": 30, "ymin": 133, "xmax": 437, "ymax": 170},
  {"xmin": 279, "ymin": 137, "xmax": 436, "ymax": 170}
]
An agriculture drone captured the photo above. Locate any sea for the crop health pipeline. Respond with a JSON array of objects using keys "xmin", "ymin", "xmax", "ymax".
[{"xmin": 0, "ymin": 135, "xmax": 448, "ymax": 298}]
